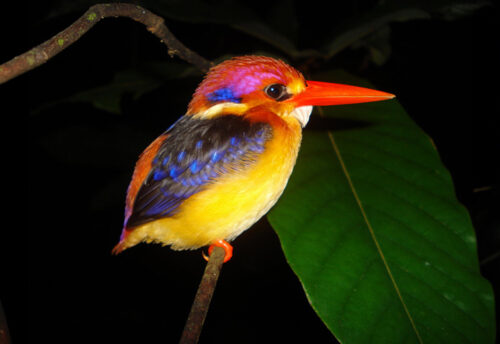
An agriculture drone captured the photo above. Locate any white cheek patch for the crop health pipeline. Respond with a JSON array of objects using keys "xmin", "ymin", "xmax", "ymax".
[{"xmin": 290, "ymin": 105, "xmax": 313, "ymax": 128}]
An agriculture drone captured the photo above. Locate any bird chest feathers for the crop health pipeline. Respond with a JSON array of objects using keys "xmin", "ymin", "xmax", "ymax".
[
  {"xmin": 121, "ymin": 113, "xmax": 303, "ymax": 251},
  {"xmin": 112, "ymin": 55, "xmax": 393, "ymax": 260}
]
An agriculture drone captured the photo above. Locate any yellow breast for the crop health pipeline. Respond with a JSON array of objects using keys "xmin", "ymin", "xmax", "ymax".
[{"xmin": 124, "ymin": 116, "xmax": 302, "ymax": 251}]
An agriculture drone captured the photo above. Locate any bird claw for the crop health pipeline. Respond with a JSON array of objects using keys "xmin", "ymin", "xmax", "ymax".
[{"xmin": 203, "ymin": 239, "xmax": 233, "ymax": 263}]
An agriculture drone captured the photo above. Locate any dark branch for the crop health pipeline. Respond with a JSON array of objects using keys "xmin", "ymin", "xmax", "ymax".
[
  {"xmin": 179, "ymin": 246, "xmax": 225, "ymax": 344},
  {"xmin": 0, "ymin": 3, "xmax": 212, "ymax": 84}
]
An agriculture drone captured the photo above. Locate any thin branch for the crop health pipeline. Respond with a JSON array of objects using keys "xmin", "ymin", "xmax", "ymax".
[
  {"xmin": 480, "ymin": 250, "xmax": 500, "ymax": 266},
  {"xmin": 1, "ymin": 5, "xmax": 222, "ymax": 342},
  {"xmin": 179, "ymin": 246, "xmax": 225, "ymax": 344},
  {"xmin": 0, "ymin": 3, "xmax": 212, "ymax": 84}
]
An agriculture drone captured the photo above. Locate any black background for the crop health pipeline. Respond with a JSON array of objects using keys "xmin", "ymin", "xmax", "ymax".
[{"xmin": 0, "ymin": 1, "xmax": 498, "ymax": 343}]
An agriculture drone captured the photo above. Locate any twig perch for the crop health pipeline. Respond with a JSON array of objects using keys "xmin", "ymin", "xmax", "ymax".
[
  {"xmin": 179, "ymin": 246, "xmax": 226, "ymax": 344},
  {"xmin": 1, "ymin": 4, "xmax": 224, "ymax": 342},
  {"xmin": 0, "ymin": 3, "xmax": 212, "ymax": 84}
]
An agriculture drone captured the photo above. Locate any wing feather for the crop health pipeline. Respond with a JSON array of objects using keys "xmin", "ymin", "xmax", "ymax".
[{"xmin": 125, "ymin": 114, "xmax": 272, "ymax": 228}]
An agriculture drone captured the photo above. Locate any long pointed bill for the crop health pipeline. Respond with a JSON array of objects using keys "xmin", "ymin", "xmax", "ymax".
[{"xmin": 288, "ymin": 80, "xmax": 395, "ymax": 107}]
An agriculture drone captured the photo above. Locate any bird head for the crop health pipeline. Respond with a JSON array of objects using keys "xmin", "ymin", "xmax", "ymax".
[{"xmin": 187, "ymin": 56, "xmax": 394, "ymax": 127}]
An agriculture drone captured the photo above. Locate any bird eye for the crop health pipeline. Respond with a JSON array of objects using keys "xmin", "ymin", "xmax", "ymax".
[{"xmin": 264, "ymin": 84, "xmax": 289, "ymax": 101}]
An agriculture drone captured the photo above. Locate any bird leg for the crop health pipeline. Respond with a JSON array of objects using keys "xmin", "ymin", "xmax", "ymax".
[{"xmin": 203, "ymin": 239, "xmax": 233, "ymax": 263}]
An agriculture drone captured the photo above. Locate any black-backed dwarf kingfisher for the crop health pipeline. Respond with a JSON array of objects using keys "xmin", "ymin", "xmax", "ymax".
[{"xmin": 112, "ymin": 56, "xmax": 394, "ymax": 262}]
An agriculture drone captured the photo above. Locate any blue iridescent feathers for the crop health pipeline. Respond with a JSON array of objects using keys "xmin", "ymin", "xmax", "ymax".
[
  {"xmin": 206, "ymin": 87, "xmax": 241, "ymax": 103},
  {"xmin": 125, "ymin": 115, "xmax": 272, "ymax": 228}
]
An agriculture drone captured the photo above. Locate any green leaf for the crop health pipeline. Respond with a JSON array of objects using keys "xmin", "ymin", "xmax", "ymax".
[
  {"xmin": 45, "ymin": 0, "xmax": 303, "ymax": 57},
  {"xmin": 321, "ymin": 1, "xmax": 492, "ymax": 59},
  {"xmin": 350, "ymin": 25, "xmax": 393, "ymax": 66},
  {"xmin": 267, "ymin": 71, "xmax": 495, "ymax": 343},
  {"xmin": 69, "ymin": 63, "xmax": 194, "ymax": 114},
  {"xmin": 34, "ymin": 62, "xmax": 196, "ymax": 115},
  {"xmin": 322, "ymin": 8, "xmax": 430, "ymax": 59},
  {"xmin": 149, "ymin": 0, "xmax": 302, "ymax": 57},
  {"xmin": 70, "ymin": 70, "xmax": 158, "ymax": 114}
]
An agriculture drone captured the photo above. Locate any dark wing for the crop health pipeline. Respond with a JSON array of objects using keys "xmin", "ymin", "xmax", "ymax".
[{"xmin": 125, "ymin": 115, "xmax": 273, "ymax": 228}]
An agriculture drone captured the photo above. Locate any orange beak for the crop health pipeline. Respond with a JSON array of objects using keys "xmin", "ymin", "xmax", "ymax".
[{"xmin": 287, "ymin": 80, "xmax": 395, "ymax": 107}]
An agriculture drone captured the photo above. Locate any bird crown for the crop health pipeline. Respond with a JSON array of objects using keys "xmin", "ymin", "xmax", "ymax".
[{"xmin": 187, "ymin": 56, "xmax": 306, "ymax": 117}]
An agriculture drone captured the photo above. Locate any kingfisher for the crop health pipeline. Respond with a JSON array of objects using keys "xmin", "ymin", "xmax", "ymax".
[{"xmin": 112, "ymin": 56, "xmax": 394, "ymax": 262}]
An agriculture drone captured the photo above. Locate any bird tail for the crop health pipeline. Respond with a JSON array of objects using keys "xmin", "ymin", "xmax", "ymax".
[
  {"xmin": 111, "ymin": 228, "xmax": 132, "ymax": 255},
  {"xmin": 111, "ymin": 241, "xmax": 126, "ymax": 255}
]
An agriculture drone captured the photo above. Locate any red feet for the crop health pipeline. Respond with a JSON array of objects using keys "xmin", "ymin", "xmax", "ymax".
[{"xmin": 203, "ymin": 239, "xmax": 233, "ymax": 263}]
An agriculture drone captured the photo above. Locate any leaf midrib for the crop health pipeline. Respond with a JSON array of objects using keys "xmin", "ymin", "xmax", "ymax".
[{"xmin": 323, "ymin": 115, "xmax": 424, "ymax": 343}]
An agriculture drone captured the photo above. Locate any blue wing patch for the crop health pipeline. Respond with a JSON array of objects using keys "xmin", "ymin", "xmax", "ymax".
[{"xmin": 125, "ymin": 115, "xmax": 272, "ymax": 228}]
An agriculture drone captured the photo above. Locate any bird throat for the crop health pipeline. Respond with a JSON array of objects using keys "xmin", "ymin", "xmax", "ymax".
[{"xmin": 290, "ymin": 105, "xmax": 313, "ymax": 128}]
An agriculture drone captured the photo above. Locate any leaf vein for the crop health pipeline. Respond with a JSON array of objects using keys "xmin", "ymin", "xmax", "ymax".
[
  {"xmin": 339, "ymin": 135, "xmax": 455, "ymax": 197},
  {"xmin": 353, "ymin": 176, "xmax": 475, "ymax": 268},
  {"xmin": 324, "ymin": 125, "xmax": 424, "ymax": 344},
  {"xmin": 379, "ymin": 230, "xmax": 487, "ymax": 330}
]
